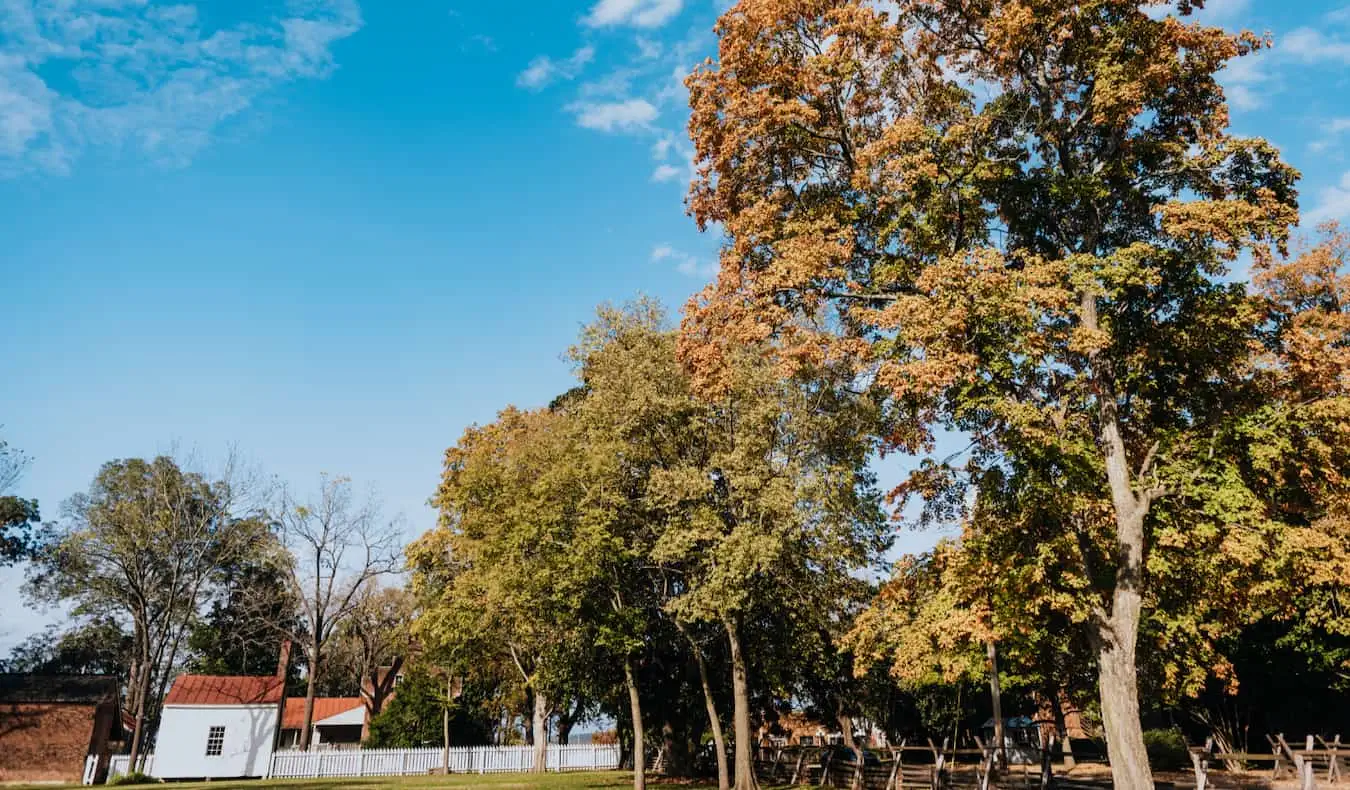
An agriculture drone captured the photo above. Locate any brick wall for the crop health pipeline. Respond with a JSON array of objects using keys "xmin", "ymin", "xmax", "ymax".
[{"xmin": 0, "ymin": 702, "xmax": 108, "ymax": 783}]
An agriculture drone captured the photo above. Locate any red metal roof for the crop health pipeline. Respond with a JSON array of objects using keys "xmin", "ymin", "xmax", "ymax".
[
  {"xmin": 163, "ymin": 674, "xmax": 284, "ymax": 706},
  {"xmin": 281, "ymin": 697, "xmax": 364, "ymax": 729}
]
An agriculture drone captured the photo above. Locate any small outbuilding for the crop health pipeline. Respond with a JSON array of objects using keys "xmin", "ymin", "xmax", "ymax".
[
  {"xmin": 154, "ymin": 673, "xmax": 285, "ymax": 779},
  {"xmin": 278, "ymin": 697, "xmax": 366, "ymax": 750},
  {"xmin": 0, "ymin": 673, "xmax": 123, "ymax": 784}
]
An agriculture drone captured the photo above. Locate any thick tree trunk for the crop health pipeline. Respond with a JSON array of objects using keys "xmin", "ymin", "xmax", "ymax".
[
  {"xmin": 1095, "ymin": 601, "xmax": 1151, "ymax": 790},
  {"xmin": 532, "ymin": 688, "xmax": 549, "ymax": 773},
  {"xmin": 691, "ymin": 638, "xmax": 730, "ymax": 790},
  {"xmin": 625, "ymin": 658, "xmax": 647, "ymax": 790},
  {"xmin": 837, "ymin": 706, "xmax": 863, "ymax": 790},
  {"xmin": 299, "ymin": 650, "xmax": 319, "ymax": 751},
  {"xmin": 987, "ymin": 641, "xmax": 1006, "ymax": 770},
  {"xmin": 1046, "ymin": 684, "xmax": 1075, "ymax": 769},
  {"xmin": 725, "ymin": 618, "xmax": 757, "ymax": 790},
  {"xmin": 1082, "ymin": 290, "xmax": 1156, "ymax": 790}
]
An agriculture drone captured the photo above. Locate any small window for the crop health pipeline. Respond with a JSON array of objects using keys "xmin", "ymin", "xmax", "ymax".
[
  {"xmin": 393, "ymin": 673, "xmax": 405, "ymax": 687},
  {"xmin": 205, "ymin": 726, "xmax": 225, "ymax": 756}
]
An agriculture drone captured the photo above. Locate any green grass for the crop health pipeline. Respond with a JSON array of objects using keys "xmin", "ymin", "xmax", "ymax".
[{"xmin": 8, "ymin": 770, "xmax": 702, "ymax": 790}]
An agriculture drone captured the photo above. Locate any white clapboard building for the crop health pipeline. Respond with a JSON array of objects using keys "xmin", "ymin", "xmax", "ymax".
[{"xmin": 153, "ymin": 672, "xmax": 285, "ymax": 779}]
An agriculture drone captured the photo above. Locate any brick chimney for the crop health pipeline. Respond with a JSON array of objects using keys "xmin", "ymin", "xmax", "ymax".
[{"xmin": 276, "ymin": 639, "xmax": 292, "ymax": 680}]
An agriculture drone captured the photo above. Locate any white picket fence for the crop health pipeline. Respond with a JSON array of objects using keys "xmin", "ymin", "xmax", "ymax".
[
  {"xmin": 88, "ymin": 745, "xmax": 617, "ymax": 783},
  {"xmin": 269, "ymin": 744, "xmax": 619, "ymax": 778},
  {"xmin": 88, "ymin": 754, "xmax": 153, "ymax": 784}
]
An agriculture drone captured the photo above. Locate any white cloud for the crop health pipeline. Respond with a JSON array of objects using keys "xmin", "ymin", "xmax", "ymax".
[
  {"xmin": 1194, "ymin": 0, "xmax": 1251, "ymax": 24},
  {"xmin": 584, "ymin": 0, "xmax": 684, "ymax": 29},
  {"xmin": 1219, "ymin": 53, "xmax": 1271, "ymax": 110},
  {"xmin": 517, "ymin": 46, "xmax": 596, "ymax": 90},
  {"xmin": 651, "ymin": 135, "xmax": 673, "ymax": 159},
  {"xmin": 1307, "ymin": 171, "xmax": 1350, "ymax": 224},
  {"xmin": 1281, "ymin": 28, "xmax": 1350, "ymax": 64},
  {"xmin": 651, "ymin": 243, "xmax": 716, "ymax": 279},
  {"xmin": 635, "ymin": 36, "xmax": 663, "ymax": 59},
  {"xmin": 651, "ymin": 163, "xmax": 680, "ymax": 182},
  {"xmin": 0, "ymin": 0, "xmax": 363, "ymax": 177},
  {"xmin": 568, "ymin": 98, "xmax": 658, "ymax": 132},
  {"xmin": 1310, "ymin": 118, "xmax": 1350, "ymax": 153}
]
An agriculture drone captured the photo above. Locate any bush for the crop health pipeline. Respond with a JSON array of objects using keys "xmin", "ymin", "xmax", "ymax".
[
  {"xmin": 1143, "ymin": 729, "xmax": 1190, "ymax": 771},
  {"xmin": 110, "ymin": 770, "xmax": 158, "ymax": 785}
]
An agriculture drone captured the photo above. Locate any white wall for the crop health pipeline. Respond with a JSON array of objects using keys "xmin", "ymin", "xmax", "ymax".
[{"xmin": 154, "ymin": 704, "xmax": 278, "ymax": 779}]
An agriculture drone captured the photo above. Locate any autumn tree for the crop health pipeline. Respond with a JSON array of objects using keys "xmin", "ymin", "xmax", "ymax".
[
  {"xmin": 681, "ymin": 1, "xmax": 1329, "ymax": 785},
  {"xmin": 26, "ymin": 454, "xmax": 269, "ymax": 769},
  {"xmin": 269, "ymin": 474, "xmax": 402, "ymax": 751}
]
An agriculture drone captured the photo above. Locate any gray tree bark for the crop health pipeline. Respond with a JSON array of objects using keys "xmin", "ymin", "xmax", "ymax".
[
  {"xmin": 725, "ymin": 618, "xmax": 757, "ymax": 790},
  {"xmin": 625, "ymin": 657, "xmax": 647, "ymax": 790}
]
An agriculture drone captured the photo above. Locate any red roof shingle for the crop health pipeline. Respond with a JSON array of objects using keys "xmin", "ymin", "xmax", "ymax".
[
  {"xmin": 281, "ymin": 697, "xmax": 364, "ymax": 729},
  {"xmin": 163, "ymin": 675, "xmax": 284, "ymax": 706}
]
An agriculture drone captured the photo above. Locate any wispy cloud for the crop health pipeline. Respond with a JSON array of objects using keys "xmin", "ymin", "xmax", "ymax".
[
  {"xmin": 1307, "ymin": 171, "xmax": 1350, "ymax": 224},
  {"xmin": 1309, "ymin": 118, "xmax": 1350, "ymax": 154},
  {"xmin": 650, "ymin": 163, "xmax": 680, "ymax": 182},
  {"xmin": 583, "ymin": 0, "xmax": 684, "ymax": 29},
  {"xmin": 0, "ymin": 0, "xmax": 364, "ymax": 177},
  {"xmin": 1193, "ymin": 0, "xmax": 1251, "ymax": 25},
  {"xmin": 1281, "ymin": 28, "xmax": 1350, "ymax": 65},
  {"xmin": 1220, "ymin": 53, "xmax": 1271, "ymax": 111},
  {"xmin": 651, "ymin": 243, "xmax": 715, "ymax": 279},
  {"xmin": 635, "ymin": 36, "xmax": 663, "ymax": 59},
  {"xmin": 567, "ymin": 98, "xmax": 658, "ymax": 132},
  {"xmin": 517, "ymin": 46, "xmax": 596, "ymax": 90}
]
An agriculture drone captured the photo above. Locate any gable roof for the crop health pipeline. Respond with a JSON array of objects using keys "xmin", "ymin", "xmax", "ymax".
[
  {"xmin": 164, "ymin": 674, "xmax": 284, "ymax": 706},
  {"xmin": 281, "ymin": 697, "xmax": 364, "ymax": 729},
  {"xmin": 0, "ymin": 673, "xmax": 119, "ymax": 704}
]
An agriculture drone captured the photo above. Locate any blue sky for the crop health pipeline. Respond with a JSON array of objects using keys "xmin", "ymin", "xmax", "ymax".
[{"xmin": 3, "ymin": 0, "xmax": 1350, "ymax": 651}]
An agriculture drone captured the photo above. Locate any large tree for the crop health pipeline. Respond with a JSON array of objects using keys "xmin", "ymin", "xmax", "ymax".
[
  {"xmin": 680, "ymin": 2, "xmax": 1337, "ymax": 786},
  {"xmin": 26, "ymin": 454, "xmax": 268, "ymax": 769},
  {"xmin": 411, "ymin": 409, "xmax": 589, "ymax": 772},
  {"xmin": 269, "ymin": 474, "xmax": 402, "ymax": 751}
]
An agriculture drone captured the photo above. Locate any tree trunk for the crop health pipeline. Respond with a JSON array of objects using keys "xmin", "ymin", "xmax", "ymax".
[
  {"xmin": 1095, "ymin": 605, "xmax": 1152, "ymax": 790},
  {"xmin": 1047, "ymin": 684, "xmax": 1075, "ymax": 769},
  {"xmin": 299, "ymin": 649, "xmax": 319, "ymax": 751},
  {"xmin": 625, "ymin": 657, "xmax": 647, "ymax": 790},
  {"xmin": 127, "ymin": 640, "xmax": 152, "ymax": 772},
  {"xmin": 725, "ymin": 618, "xmax": 757, "ymax": 790},
  {"xmin": 1083, "ymin": 290, "xmax": 1155, "ymax": 790},
  {"xmin": 683, "ymin": 626, "xmax": 729, "ymax": 790},
  {"xmin": 532, "ymin": 687, "xmax": 549, "ymax": 773},
  {"xmin": 837, "ymin": 705, "xmax": 863, "ymax": 790},
  {"xmin": 987, "ymin": 641, "xmax": 1006, "ymax": 770},
  {"xmin": 442, "ymin": 675, "xmax": 452, "ymax": 774}
]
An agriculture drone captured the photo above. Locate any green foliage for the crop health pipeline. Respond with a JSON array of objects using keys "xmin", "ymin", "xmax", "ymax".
[
  {"xmin": 187, "ymin": 534, "xmax": 299, "ymax": 682},
  {"xmin": 110, "ymin": 771, "xmax": 158, "ymax": 785},
  {"xmin": 1142, "ymin": 729, "xmax": 1190, "ymax": 771},
  {"xmin": 0, "ymin": 495, "xmax": 38, "ymax": 565},
  {"xmin": 2, "ymin": 616, "xmax": 132, "ymax": 675},
  {"xmin": 366, "ymin": 667, "xmax": 493, "ymax": 749}
]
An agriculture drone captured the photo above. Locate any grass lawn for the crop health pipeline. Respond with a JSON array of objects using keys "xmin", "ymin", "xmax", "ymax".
[{"xmin": 5, "ymin": 771, "xmax": 702, "ymax": 790}]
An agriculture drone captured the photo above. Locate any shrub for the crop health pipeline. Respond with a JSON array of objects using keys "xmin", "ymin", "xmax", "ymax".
[
  {"xmin": 110, "ymin": 770, "xmax": 158, "ymax": 785},
  {"xmin": 1143, "ymin": 729, "xmax": 1190, "ymax": 771}
]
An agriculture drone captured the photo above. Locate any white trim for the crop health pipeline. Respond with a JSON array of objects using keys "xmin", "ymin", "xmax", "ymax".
[{"xmin": 315, "ymin": 706, "xmax": 365, "ymax": 726}]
